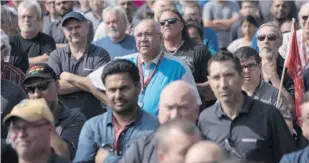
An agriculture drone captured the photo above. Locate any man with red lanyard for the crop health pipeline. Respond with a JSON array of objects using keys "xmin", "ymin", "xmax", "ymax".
[
  {"xmin": 65, "ymin": 19, "xmax": 201, "ymax": 115},
  {"xmin": 74, "ymin": 59, "xmax": 159, "ymax": 162}
]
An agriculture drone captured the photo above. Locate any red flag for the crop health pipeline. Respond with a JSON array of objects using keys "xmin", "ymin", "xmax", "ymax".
[{"xmin": 285, "ymin": 20, "xmax": 304, "ymax": 125}]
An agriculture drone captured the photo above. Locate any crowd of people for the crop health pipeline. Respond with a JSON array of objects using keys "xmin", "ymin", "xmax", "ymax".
[{"xmin": 1, "ymin": 0, "xmax": 309, "ymax": 163}]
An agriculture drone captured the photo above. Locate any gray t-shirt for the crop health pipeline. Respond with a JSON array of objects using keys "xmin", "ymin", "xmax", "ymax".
[
  {"xmin": 203, "ymin": 1, "xmax": 239, "ymax": 48},
  {"xmin": 252, "ymin": 81, "xmax": 291, "ymax": 120},
  {"xmin": 1, "ymin": 80, "xmax": 27, "ymax": 138},
  {"xmin": 48, "ymin": 43, "xmax": 111, "ymax": 119}
]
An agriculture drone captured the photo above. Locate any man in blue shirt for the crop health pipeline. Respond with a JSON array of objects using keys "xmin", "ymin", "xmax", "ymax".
[
  {"xmin": 92, "ymin": 7, "xmax": 137, "ymax": 59},
  {"xmin": 74, "ymin": 59, "xmax": 159, "ymax": 163},
  {"xmin": 280, "ymin": 91, "xmax": 309, "ymax": 163}
]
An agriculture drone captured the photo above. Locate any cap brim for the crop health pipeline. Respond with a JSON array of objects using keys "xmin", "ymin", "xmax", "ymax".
[
  {"xmin": 62, "ymin": 17, "xmax": 85, "ymax": 27},
  {"xmin": 3, "ymin": 112, "xmax": 43, "ymax": 125},
  {"xmin": 23, "ymin": 74, "xmax": 54, "ymax": 85}
]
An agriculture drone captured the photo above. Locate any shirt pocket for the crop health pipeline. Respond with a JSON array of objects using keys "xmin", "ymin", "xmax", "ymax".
[{"xmin": 239, "ymin": 138, "xmax": 270, "ymax": 160}]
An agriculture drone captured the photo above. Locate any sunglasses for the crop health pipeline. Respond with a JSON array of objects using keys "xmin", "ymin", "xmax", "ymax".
[
  {"xmin": 302, "ymin": 16, "xmax": 308, "ymax": 21},
  {"xmin": 159, "ymin": 18, "xmax": 179, "ymax": 26},
  {"xmin": 24, "ymin": 81, "xmax": 54, "ymax": 93},
  {"xmin": 257, "ymin": 34, "xmax": 278, "ymax": 41}
]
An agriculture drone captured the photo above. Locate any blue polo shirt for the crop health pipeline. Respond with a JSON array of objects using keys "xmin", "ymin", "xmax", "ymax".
[
  {"xmin": 92, "ymin": 35, "xmax": 137, "ymax": 59},
  {"xmin": 88, "ymin": 51, "xmax": 201, "ymax": 115},
  {"xmin": 203, "ymin": 27, "xmax": 219, "ymax": 55}
]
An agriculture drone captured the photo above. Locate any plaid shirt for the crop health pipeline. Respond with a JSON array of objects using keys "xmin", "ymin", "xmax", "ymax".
[{"xmin": 1, "ymin": 62, "xmax": 25, "ymax": 86}]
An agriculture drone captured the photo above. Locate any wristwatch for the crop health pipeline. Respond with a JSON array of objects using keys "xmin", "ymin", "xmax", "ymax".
[{"xmin": 100, "ymin": 143, "xmax": 114, "ymax": 153}]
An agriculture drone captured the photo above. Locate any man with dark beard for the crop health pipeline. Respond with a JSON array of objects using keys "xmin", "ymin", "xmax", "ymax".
[
  {"xmin": 74, "ymin": 59, "xmax": 159, "ymax": 162},
  {"xmin": 22, "ymin": 63, "xmax": 86, "ymax": 161}
]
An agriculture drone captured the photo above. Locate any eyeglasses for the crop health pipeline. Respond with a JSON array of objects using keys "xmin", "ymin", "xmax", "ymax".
[
  {"xmin": 10, "ymin": 122, "xmax": 50, "ymax": 133},
  {"xmin": 241, "ymin": 63, "xmax": 258, "ymax": 71},
  {"xmin": 24, "ymin": 80, "xmax": 54, "ymax": 94},
  {"xmin": 302, "ymin": 15, "xmax": 308, "ymax": 21},
  {"xmin": 159, "ymin": 18, "xmax": 180, "ymax": 26},
  {"xmin": 257, "ymin": 34, "xmax": 278, "ymax": 41}
]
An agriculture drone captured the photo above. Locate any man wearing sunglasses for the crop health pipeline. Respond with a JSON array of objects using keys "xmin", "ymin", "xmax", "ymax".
[
  {"xmin": 257, "ymin": 22, "xmax": 295, "ymax": 111},
  {"xmin": 279, "ymin": 3, "xmax": 309, "ymax": 69},
  {"xmin": 158, "ymin": 9, "xmax": 213, "ymax": 110},
  {"xmin": 22, "ymin": 63, "xmax": 86, "ymax": 160},
  {"xmin": 234, "ymin": 47, "xmax": 293, "ymax": 133},
  {"xmin": 3, "ymin": 99, "xmax": 71, "ymax": 163}
]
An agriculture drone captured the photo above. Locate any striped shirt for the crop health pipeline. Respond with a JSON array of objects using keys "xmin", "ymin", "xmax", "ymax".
[
  {"xmin": 88, "ymin": 51, "xmax": 201, "ymax": 115},
  {"xmin": 1, "ymin": 62, "xmax": 25, "ymax": 86}
]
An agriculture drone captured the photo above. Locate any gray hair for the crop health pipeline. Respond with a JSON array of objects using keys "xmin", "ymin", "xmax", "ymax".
[
  {"xmin": 102, "ymin": 6, "xmax": 129, "ymax": 28},
  {"xmin": 0, "ymin": 30, "xmax": 11, "ymax": 62},
  {"xmin": 18, "ymin": 0, "xmax": 42, "ymax": 19},
  {"xmin": 156, "ymin": 118, "xmax": 201, "ymax": 152},
  {"xmin": 1, "ymin": 6, "xmax": 12, "ymax": 23},
  {"xmin": 134, "ymin": 19, "xmax": 161, "ymax": 34},
  {"xmin": 257, "ymin": 22, "xmax": 283, "ymax": 41},
  {"xmin": 299, "ymin": 3, "xmax": 309, "ymax": 28}
]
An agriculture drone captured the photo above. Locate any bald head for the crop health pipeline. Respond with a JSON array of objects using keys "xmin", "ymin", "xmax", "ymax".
[
  {"xmin": 158, "ymin": 80, "xmax": 199, "ymax": 124},
  {"xmin": 134, "ymin": 19, "xmax": 161, "ymax": 34},
  {"xmin": 185, "ymin": 141, "xmax": 225, "ymax": 163}
]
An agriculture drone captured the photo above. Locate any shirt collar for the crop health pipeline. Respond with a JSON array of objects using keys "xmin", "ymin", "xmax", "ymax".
[
  {"xmin": 106, "ymin": 107, "xmax": 143, "ymax": 127},
  {"xmin": 140, "ymin": 50, "xmax": 163, "ymax": 65},
  {"xmin": 64, "ymin": 43, "xmax": 94, "ymax": 56},
  {"xmin": 215, "ymin": 92, "xmax": 252, "ymax": 119}
]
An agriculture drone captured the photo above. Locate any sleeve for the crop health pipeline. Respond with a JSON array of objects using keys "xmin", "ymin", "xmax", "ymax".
[
  {"xmin": 180, "ymin": 62, "xmax": 202, "ymax": 105},
  {"xmin": 197, "ymin": 45, "xmax": 211, "ymax": 82},
  {"xmin": 42, "ymin": 35, "xmax": 56, "ymax": 55},
  {"xmin": 59, "ymin": 114, "xmax": 86, "ymax": 159},
  {"xmin": 103, "ymin": 153, "xmax": 121, "ymax": 163},
  {"xmin": 10, "ymin": 44, "xmax": 29, "ymax": 73},
  {"xmin": 231, "ymin": 2, "xmax": 240, "ymax": 18},
  {"xmin": 73, "ymin": 121, "xmax": 98, "ymax": 162},
  {"xmin": 48, "ymin": 50, "xmax": 63, "ymax": 76},
  {"xmin": 93, "ymin": 50, "xmax": 111, "ymax": 71},
  {"xmin": 202, "ymin": 2, "xmax": 213, "ymax": 20},
  {"xmin": 280, "ymin": 154, "xmax": 294, "ymax": 163},
  {"xmin": 88, "ymin": 65, "xmax": 106, "ymax": 90},
  {"xmin": 270, "ymin": 108, "xmax": 297, "ymax": 163}
]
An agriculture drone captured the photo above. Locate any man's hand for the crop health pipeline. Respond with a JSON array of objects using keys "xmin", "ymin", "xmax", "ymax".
[
  {"xmin": 60, "ymin": 72, "xmax": 74, "ymax": 82},
  {"xmin": 95, "ymin": 148, "xmax": 110, "ymax": 163}
]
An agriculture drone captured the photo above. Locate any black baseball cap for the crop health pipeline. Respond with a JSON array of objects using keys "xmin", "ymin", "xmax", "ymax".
[
  {"xmin": 61, "ymin": 11, "xmax": 87, "ymax": 27},
  {"xmin": 23, "ymin": 63, "xmax": 57, "ymax": 84}
]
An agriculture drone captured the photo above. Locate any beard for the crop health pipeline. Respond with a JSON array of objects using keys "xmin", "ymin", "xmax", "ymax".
[
  {"xmin": 259, "ymin": 48, "xmax": 274, "ymax": 61},
  {"xmin": 107, "ymin": 29, "xmax": 120, "ymax": 38}
]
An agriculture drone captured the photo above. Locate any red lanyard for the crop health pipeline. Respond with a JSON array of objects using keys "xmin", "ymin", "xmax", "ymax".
[
  {"xmin": 302, "ymin": 33, "xmax": 309, "ymax": 67},
  {"xmin": 137, "ymin": 52, "xmax": 164, "ymax": 93}
]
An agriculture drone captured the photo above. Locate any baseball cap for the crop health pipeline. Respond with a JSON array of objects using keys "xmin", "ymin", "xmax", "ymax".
[
  {"xmin": 61, "ymin": 11, "xmax": 87, "ymax": 27},
  {"xmin": 23, "ymin": 63, "xmax": 57, "ymax": 85},
  {"xmin": 3, "ymin": 99, "xmax": 54, "ymax": 125}
]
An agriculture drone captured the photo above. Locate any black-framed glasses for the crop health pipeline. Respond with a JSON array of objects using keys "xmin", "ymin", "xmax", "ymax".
[
  {"xmin": 159, "ymin": 18, "xmax": 180, "ymax": 26},
  {"xmin": 257, "ymin": 34, "xmax": 278, "ymax": 41},
  {"xmin": 302, "ymin": 16, "xmax": 308, "ymax": 21},
  {"xmin": 241, "ymin": 63, "xmax": 258, "ymax": 71},
  {"xmin": 24, "ymin": 80, "xmax": 54, "ymax": 94}
]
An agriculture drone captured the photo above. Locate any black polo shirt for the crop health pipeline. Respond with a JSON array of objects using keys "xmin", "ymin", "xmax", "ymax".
[
  {"xmin": 55, "ymin": 103, "xmax": 86, "ymax": 159},
  {"xmin": 48, "ymin": 149, "xmax": 71, "ymax": 163},
  {"xmin": 164, "ymin": 39, "xmax": 213, "ymax": 107},
  {"xmin": 198, "ymin": 94, "xmax": 297, "ymax": 163},
  {"xmin": 10, "ymin": 32, "xmax": 56, "ymax": 58},
  {"xmin": 48, "ymin": 43, "xmax": 110, "ymax": 119}
]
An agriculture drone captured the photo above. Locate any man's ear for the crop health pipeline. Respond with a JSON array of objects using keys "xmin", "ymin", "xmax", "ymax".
[{"xmin": 136, "ymin": 82, "xmax": 141, "ymax": 93}]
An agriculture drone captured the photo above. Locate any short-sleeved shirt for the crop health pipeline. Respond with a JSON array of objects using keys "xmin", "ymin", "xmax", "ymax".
[
  {"xmin": 252, "ymin": 80, "xmax": 291, "ymax": 120},
  {"xmin": 1, "ymin": 80, "xmax": 27, "ymax": 139},
  {"xmin": 84, "ymin": 11, "xmax": 102, "ymax": 32},
  {"xmin": 202, "ymin": 1, "xmax": 240, "ymax": 48},
  {"xmin": 47, "ymin": 17, "xmax": 94, "ymax": 44},
  {"xmin": 9, "ymin": 42, "xmax": 29, "ymax": 73},
  {"xmin": 93, "ymin": 35, "xmax": 137, "ymax": 59},
  {"xmin": 74, "ymin": 109, "xmax": 159, "ymax": 162},
  {"xmin": 198, "ymin": 94, "xmax": 297, "ymax": 163},
  {"xmin": 203, "ymin": 27, "xmax": 219, "ymax": 55},
  {"xmin": 10, "ymin": 32, "xmax": 56, "ymax": 58},
  {"xmin": 88, "ymin": 52, "xmax": 201, "ymax": 115},
  {"xmin": 48, "ymin": 43, "xmax": 111, "ymax": 119},
  {"xmin": 54, "ymin": 103, "xmax": 86, "ymax": 159}
]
